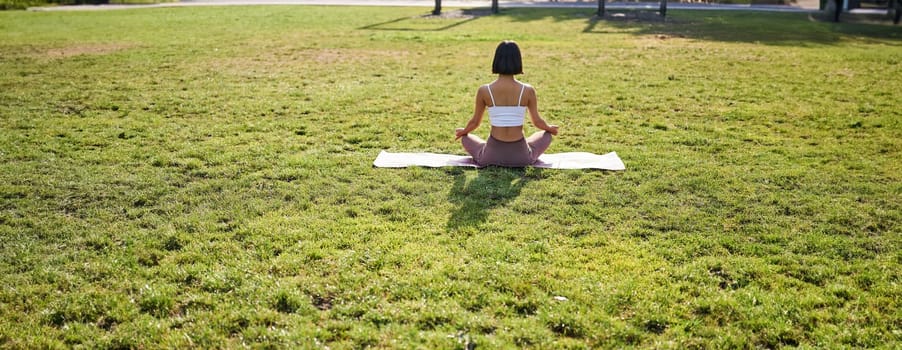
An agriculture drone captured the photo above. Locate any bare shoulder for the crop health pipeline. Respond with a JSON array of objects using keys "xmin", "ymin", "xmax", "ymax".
[
  {"xmin": 475, "ymin": 85, "xmax": 491, "ymax": 105},
  {"xmin": 521, "ymin": 82, "xmax": 537, "ymax": 97}
]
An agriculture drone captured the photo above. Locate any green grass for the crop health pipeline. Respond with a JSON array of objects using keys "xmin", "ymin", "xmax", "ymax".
[{"xmin": 1, "ymin": 5, "xmax": 901, "ymax": 348}]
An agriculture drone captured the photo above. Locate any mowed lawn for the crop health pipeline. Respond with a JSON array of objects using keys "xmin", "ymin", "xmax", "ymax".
[{"xmin": 1, "ymin": 5, "xmax": 901, "ymax": 348}]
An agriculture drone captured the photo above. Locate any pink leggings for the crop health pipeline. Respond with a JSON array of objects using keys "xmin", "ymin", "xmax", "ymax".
[{"xmin": 460, "ymin": 131, "xmax": 553, "ymax": 167}]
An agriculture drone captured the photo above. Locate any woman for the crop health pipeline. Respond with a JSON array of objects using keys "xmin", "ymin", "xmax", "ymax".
[{"xmin": 455, "ymin": 41, "xmax": 559, "ymax": 167}]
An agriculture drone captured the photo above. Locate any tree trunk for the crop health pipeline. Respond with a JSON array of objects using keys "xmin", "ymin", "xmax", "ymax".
[
  {"xmin": 433, "ymin": 0, "xmax": 441, "ymax": 15},
  {"xmin": 492, "ymin": 0, "xmax": 499, "ymax": 14},
  {"xmin": 827, "ymin": 0, "xmax": 842, "ymax": 22},
  {"xmin": 660, "ymin": 0, "xmax": 667, "ymax": 18},
  {"xmin": 597, "ymin": 0, "xmax": 605, "ymax": 16}
]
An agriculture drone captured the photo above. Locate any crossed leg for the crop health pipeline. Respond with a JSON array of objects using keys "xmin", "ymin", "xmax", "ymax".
[
  {"xmin": 527, "ymin": 131, "xmax": 553, "ymax": 162},
  {"xmin": 460, "ymin": 134, "xmax": 487, "ymax": 163},
  {"xmin": 460, "ymin": 131, "xmax": 553, "ymax": 166}
]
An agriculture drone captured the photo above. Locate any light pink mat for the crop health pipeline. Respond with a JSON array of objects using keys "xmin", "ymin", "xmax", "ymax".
[{"xmin": 373, "ymin": 150, "xmax": 625, "ymax": 170}]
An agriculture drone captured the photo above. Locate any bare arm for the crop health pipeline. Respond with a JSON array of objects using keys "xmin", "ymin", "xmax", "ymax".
[
  {"xmin": 455, "ymin": 86, "xmax": 488, "ymax": 139},
  {"xmin": 525, "ymin": 86, "xmax": 559, "ymax": 135}
]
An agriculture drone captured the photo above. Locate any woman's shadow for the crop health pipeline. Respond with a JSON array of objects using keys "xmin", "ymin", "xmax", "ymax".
[{"xmin": 446, "ymin": 167, "xmax": 542, "ymax": 230}]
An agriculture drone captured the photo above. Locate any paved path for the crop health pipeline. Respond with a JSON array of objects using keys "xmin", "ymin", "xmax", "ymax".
[{"xmin": 29, "ymin": 0, "xmax": 821, "ymax": 12}]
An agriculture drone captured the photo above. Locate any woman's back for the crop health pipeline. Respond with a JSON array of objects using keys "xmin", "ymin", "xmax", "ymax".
[
  {"xmin": 485, "ymin": 80, "xmax": 529, "ymax": 107},
  {"xmin": 484, "ymin": 79, "xmax": 530, "ymax": 141}
]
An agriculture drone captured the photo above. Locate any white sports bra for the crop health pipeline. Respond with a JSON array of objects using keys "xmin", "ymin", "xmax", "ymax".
[{"xmin": 486, "ymin": 83, "xmax": 526, "ymax": 127}]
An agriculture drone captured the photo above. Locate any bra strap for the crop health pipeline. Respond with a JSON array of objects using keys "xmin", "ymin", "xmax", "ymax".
[
  {"xmin": 517, "ymin": 84, "xmax": 525, "ymax": 106},
  {"xmin": 486, "ymin": 84, "xmax": 496, "ymax": 106}
]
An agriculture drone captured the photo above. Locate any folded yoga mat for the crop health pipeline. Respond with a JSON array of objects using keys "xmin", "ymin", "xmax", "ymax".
[{"xmin": 373, "ymin": 150, "xmax": 625, "ymax": 170}]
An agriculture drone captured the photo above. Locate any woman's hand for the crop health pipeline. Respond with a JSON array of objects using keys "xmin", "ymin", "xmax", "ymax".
[
  {"xmin": 546, "ymin": 125, "xmax": 559, "ymax": 136},
  {"xmin": 455, "ymin": 128, "xmax": 468, "ymax": 140}
]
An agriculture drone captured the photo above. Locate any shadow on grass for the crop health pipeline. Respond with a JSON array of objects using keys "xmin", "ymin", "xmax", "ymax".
[
  {"xmin": 476, "ymin": 8, "xmax": 902, "ymax": 45},
  {"xmin": 446, "ymin": 166, "xmax": 541, "ymax": 230},
  {"xmin": 358, "ymin": 9, "xmax": 488, "ymax": 31},
  {"xmin": 587, "ymin": 10, "xmax": 902, "ymax": 45}
]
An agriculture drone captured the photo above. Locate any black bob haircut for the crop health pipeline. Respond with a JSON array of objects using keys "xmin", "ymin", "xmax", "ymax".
[{"xmin": 492, "ymin": 41, "xmax": 523, "ymax": 75}]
